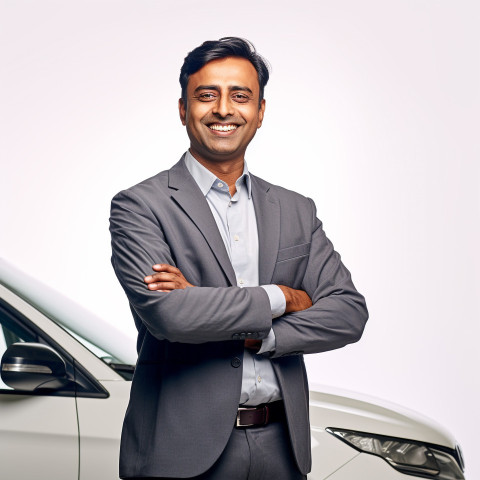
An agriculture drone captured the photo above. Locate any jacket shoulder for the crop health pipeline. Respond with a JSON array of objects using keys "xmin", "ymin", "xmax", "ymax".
[
  {"xmin": 111, "ymin": 153, "xmax": 189, "ymax": 203},
  {"xmin": 251, "ymin": 173, "xmax": 313, "ymax": 206},
  {"xmin": 113, "ymin": 169, "xmax": 169, "ymax": 201}
]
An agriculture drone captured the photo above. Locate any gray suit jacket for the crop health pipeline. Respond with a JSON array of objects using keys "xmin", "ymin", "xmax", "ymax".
[{"xmin": 110, "ymin": 155, "xmax": 368, "ymax": 478}]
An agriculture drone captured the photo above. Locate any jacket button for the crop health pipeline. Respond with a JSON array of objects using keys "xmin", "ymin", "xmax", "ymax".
[{"xmin": 231, "ymin": 357, "xmax": 241, "ymax": 368}]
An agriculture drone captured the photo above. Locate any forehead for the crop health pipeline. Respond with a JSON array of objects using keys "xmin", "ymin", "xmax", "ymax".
[{"xmin": 187, "ymin": 57, "xmax": 260, "ymax": 93}]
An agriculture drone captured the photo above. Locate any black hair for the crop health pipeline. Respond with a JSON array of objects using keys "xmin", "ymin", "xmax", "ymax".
[{"xmin": 179, "ymin": 37, "xmax": 270, "ymax": 107}]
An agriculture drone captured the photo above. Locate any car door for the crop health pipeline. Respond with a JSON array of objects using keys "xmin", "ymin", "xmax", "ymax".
[{"xmin": 0, "ymin": 291, "xmax": 79, "ymax": 479}]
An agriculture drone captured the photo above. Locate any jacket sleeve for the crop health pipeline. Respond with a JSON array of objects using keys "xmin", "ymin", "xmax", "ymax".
[
  {"xmin": 270, "ymin": 198, "xmax": 368, "ymax": 358},
  {"xmin": 110, "ymin": 189, "xmax": 272, "ymax": 344}
]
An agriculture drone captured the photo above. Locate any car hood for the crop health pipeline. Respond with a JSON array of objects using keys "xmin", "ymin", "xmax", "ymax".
[{"xmin": 309, "ymin": 384, "xmax": 457, "ymax": 449}]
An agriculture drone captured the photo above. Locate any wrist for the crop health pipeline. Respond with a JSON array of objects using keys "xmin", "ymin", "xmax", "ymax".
[{"xmin": 277, "ymin": 285, "xmax": 293, "ymax": 313}]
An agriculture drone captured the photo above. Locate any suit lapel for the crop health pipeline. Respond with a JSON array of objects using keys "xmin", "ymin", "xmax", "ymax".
[
  {"xmin": 251, "ymin": 175, "xmax": 280, "ymax": 285},
  {"xmin": 168, "ymin": 157, "xmax": 237, "ymax": 286}
]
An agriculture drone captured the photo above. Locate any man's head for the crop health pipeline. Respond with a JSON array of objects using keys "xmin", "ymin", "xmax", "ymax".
[
  {"xmin": 179, "ymin": 38, "xmax": 270, "ymax": 166},
  {"xmin": 179, "ymin": 37, "xmax": 270, "ymax": 108}
]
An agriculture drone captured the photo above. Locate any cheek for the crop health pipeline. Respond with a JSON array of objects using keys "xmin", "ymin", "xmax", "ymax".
[
  {"xmin": 186, "ymin": 117, "xmax": 205, "ymax": 137},
  {"xmin": 190, "ymin": 104, "xmax": 211, "ymax": 119},
  {"xmin": 249, "ymin": 114, "xmax": 262, "ymax": 130},
  {"xmin": 245, "ymin": 108, "xmax": 262, "ymax": 125}
]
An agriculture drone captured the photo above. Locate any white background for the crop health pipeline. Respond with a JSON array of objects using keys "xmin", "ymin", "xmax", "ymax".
[{"xmin": 1, "ymin": 0, "xmax": 479, "ymax": 477}]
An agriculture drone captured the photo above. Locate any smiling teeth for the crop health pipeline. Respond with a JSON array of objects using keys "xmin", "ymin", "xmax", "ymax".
[{"xmin": 209, "ymin": 124, "xmax": 237, "ymax": 132}]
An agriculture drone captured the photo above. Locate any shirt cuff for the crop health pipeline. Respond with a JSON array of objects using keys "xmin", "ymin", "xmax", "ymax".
[
  {"xmin": 257, "ymin": 328, "xmax": 276, "ymax": 354},
  {"xmin": 257, "ymin": 285, "xmax": 284, "ymax": 356},
  {"xmin": 260, "ymin": 284, "xmax": 286, "ymax": 319}
]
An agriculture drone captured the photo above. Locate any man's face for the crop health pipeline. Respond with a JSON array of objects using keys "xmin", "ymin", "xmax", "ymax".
[{"xmin": 179, "ymin": 56, "xmax": 266, "ymax": 164}]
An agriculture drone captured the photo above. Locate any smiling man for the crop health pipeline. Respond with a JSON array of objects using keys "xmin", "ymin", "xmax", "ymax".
[{"xmin": 110, "ymin": 37, "xmax": 368, "ymax": 480}]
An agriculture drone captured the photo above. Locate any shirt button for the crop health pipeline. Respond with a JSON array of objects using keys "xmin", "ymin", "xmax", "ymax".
[
  {"xmin": 217, "ymin": 182, "xmax": 224, "ymax": 188},
  {"xmin": 234, "ymin": 235, "xmax": 239, "ymax": 241},
  {"xmin": 228, "ymin": 201, "xmax": 232, "ymax": 207},
  {"xmin": 238, "ymin": 279, "xmax": 244, "ymax": 286},
  {"xmin": 231, "ymin": 357, "xmax": 241, "ymax": 368},
  {"xmin": 257, "ymin": 376, "xmax": 262, "ymax": 383}
]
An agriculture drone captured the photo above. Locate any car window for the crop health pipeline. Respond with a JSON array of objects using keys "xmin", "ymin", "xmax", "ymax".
[
  {"xmin": 61, "ymin": 326, "xmax": 119, "ymax": 364},
  {"xmin": 58, "ymin": 325, "xmax": 134, "ymax": 380}
]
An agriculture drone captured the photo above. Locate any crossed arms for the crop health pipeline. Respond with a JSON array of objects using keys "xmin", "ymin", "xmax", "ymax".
[
  {"xmin": 110, "ymin": 188, "xmax": 368, "ymax": 356},
  {"xmin": 144, "ymin": 264, "xmax": 312, "ymax": 312},
  {"xmin": 143, "ymin": 263, "xmax": 312, "ymax": 350}
]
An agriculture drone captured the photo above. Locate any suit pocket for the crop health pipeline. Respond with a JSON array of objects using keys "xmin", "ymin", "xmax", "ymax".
[
  {"xmin": 276, "ymin": 242, "xmax": 311, "ymax": 263},
  {"xmin": 273, "ymin": 243, "xmax": 311, "ymax": 288}
]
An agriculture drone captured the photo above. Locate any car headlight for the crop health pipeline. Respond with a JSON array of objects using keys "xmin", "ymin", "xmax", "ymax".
[{"xmin": 326, "ymin": 428, "xmax": 465, "ymax": 479}]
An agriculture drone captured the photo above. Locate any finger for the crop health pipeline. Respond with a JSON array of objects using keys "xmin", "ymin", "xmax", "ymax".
[
  {"xmin": 145, "ymin": 272, "xmax": 177, "ymax": 283},
  {"xmin": 147, "ymin": 281, "xmax": 177, "ymax": 291},
  {"xmin": 152, "ymin": 264, "xmax": 181, "ymax": 274}
]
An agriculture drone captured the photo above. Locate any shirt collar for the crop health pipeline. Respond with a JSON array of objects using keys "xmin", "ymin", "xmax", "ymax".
[{"xmin": 184, "ymin": 150, "xmax": 252, "ymax": 198}]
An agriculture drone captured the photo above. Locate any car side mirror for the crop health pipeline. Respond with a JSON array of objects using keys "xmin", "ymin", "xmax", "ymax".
[{"xmin": 1, "ymin": 343, "xmax": 70, "ymax": 391}]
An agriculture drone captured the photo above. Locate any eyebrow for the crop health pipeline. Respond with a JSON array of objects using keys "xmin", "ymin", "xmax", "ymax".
[{"xmin": 193, "ymin": 85, "xmax": 253, "ymax": 95}]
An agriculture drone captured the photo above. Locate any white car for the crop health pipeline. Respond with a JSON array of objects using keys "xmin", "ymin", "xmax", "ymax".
[{"xmin": 0, "ymin": 259, "xmax": 466, "ymax": 479}]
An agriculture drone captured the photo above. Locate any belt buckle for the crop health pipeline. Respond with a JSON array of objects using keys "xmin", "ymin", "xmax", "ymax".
[
  {"xmin": 236, "ymin": 407, "xmax": 255, "ymax": 427},
  {"xmin": 236, "ymin": 406, "xmax": 269, "ymax": 428}
]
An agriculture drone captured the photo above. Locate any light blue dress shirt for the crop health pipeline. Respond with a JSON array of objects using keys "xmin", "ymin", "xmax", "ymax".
[{"xmin": 184, "ymin": 151, "xmax": 285, "ymax": 405}]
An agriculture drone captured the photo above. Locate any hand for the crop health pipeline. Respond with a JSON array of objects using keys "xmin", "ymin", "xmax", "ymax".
[
  {"xmin": 244, "ymin": 339, "xmax": 262, "ymax": 352},
  {"xmin": 144, "ymin": 264, "xmax": 195, "ymax": 292},
  {"xmin": 277, "ymin": 285, "xmax": 312, "ymax": 314}
]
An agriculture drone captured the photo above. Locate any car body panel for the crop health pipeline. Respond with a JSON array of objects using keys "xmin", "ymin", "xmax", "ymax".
[
  {"xmin": 309, "ymin": 425, "xmax": 360, "ymax": 479},
  {"xmin": 0, "ymin": 393, "xmax": 78, "ymax": 478},
  {"xmin": 77, "ymin": 381, "xmax": 131, "ymax": 480},
  {"xmin": 320, "ymin": 449, "xmax": 429, "ymax": 479}
]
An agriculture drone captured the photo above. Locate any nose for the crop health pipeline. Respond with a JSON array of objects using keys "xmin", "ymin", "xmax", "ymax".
[{"xmin": 212, "ymin": 93, "xmax": 234, "ymax": 118}]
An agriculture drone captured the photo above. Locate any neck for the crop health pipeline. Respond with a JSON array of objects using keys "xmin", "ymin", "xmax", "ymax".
[{"xmin": 189, "ymin": 150, "xmax": 245, "ymax": 192}]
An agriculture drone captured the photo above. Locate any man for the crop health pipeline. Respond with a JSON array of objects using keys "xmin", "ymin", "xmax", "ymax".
[{"xmin": 110, "ymin": 37, "xmax": 368, "ymax": 480}]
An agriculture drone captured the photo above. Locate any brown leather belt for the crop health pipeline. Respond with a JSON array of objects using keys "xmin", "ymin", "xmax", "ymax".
[{"xmin": 235, "ymin": 401, "xmax": 285, "ymax": 428}]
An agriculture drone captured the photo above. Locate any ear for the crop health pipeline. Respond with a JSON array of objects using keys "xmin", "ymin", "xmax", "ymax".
[
  {"xmin": 179, "ymin": 98, "xmax": 186, "ymax": 126},
  {"xmin": 257, "ymin": 99, "xmax": 266, "ymax": 128}
]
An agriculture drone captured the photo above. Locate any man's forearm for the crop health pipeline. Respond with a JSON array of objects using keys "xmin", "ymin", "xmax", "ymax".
[
  {"xmin": 114, "ymin": 257, "xmax": 273, "ymax": 343},
  {"xmin": 143, "ymin": 265, "xmax": 313, "ymax": 354},
  {"xmin": 269, "ymin": 289, "xmax": 368, "ymax": 358},
  {"xmin": 144, "ymin": 268, "xmax": 312, "ymax": 316}
]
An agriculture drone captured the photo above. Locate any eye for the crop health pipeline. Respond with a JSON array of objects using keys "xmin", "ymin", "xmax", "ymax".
[
  {"xmin": 195, "ymin": 92, "xmax": 217, "ymax": 102},
  {"xmin": 232, "ymin": 93, "xmax": 250, "ymax": 103}
]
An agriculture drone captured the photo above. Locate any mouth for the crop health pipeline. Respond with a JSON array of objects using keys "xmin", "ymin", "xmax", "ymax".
[{"xmin": 207, "ymin": 123, "xmax": 239, "ymax": 133}]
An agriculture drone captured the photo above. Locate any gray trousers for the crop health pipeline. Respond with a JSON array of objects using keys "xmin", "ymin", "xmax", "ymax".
[{"xmin": 129, "ymin": 420, "xmax": 306, "ymax": 480}]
